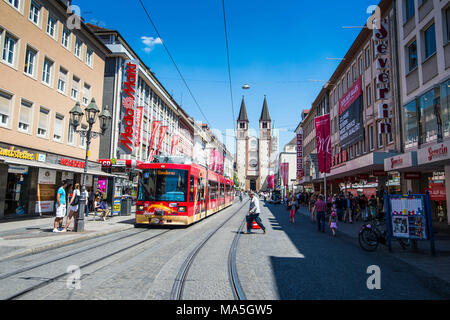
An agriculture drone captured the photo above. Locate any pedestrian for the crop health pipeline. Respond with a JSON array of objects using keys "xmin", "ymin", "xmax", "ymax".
[
  {"xmin": 360, "ymin": 194, "xmax": 368, "ymax": 221},
  {"xmin": 329, "ymin": 205, "xmax": 338, "ymax": 237},
  {"xmin": 53, "ymin": 180, "xmax": 68, "ymax": 233},
  {"xmin": 313, "ymin": 195, "xmax": 327, "ymax": 233},
  {"xmin": 62, "ymin": 183, "xmax": 81, "ymax": 232},
  {"xmin": 245, "ymin": 191, "xmax": 266, "ymax": 234},
  {"xmin": 88, "ymin": 188, "xmax": 95, "ymax": 215},
  {"xmin": 289, "ymin": 196, "xmax": 297, "ymax": 223},
  {"xmin": 336, "ymin": 194, "xmax": 346, "ymax": 221},
  {"xmin": 309, "ymin": 194, "xmax": 316, "ymax": 222},
  {"xmin": 369, "ymin": 195, "xmax": 377, "ymax": 220}
]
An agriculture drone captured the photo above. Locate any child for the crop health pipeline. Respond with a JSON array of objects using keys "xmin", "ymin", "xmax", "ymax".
[{"xmin": 329, "ymin": 206, "xmax": 338, "ymax": 237}]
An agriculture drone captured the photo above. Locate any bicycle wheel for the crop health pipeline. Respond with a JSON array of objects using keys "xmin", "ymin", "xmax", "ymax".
[{"xmin": 359, "ymin": 228, "xmax": 379, "ymax": 252}]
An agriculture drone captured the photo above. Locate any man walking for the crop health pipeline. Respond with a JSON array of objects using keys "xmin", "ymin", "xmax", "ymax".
[
  {"xmin": 313, "ymin": 195, "xmax": 327, "ymax": 233},
  {"xmin": 246, "ymin": 191, "xmax": 266, "ymax": 234},
  {"xmin": 53, "ymin": 180, "xmax": 68, "ymax": 233}
]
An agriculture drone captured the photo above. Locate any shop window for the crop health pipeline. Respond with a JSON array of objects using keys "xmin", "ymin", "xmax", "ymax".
[
  {"xmin": 441, "ymin": 80, "xmax": 450, "ymax": 138},
  {"xmin": 0, "ymin": 90, "xmax": 12, "ymax": 127},
  {"xmin": 419, "ymin": 89, "xmax": 437, "ymax": 144}
]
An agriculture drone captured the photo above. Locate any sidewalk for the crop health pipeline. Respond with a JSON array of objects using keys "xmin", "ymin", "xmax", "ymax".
[
  {"xmin": 0, "ymin": 211, "xmax": 136, "ymax": 262},
  {"xmin": 296, "ymin": 205, "xmax": 450, "ymax": 285}
]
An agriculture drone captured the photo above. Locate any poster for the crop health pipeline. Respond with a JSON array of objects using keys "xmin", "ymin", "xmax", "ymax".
[
  {"xmin": 339, "ymin": 78, "xmax": 364, "ymax": 149},
  {"xmin": 36, "ymin": 184, "xmax": 56, "ymax": 214},
  {"xmin": 389, "ymin": 195, "xmax": 427, "ymax": 240},
  {"xmin": 38, "ymin": 168, "xmax": 56, "ymax": 185}
]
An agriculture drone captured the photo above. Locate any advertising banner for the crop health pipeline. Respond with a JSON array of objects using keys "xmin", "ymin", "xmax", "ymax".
[
  {"xmin": 134, "ymin": 106, "xmax": 144, "ymax": 147},
  {"xmin": 315, "ymin": 114, "xmax": 331, "ymax": 173},
  {"xmin": 267, "ymin": 174, "xmax": 275, "ymax": 189},
  {"xmin": 296, "ymin": 130, "xmax": 303, "ymax": 180},
  {"xmin": 156, "ymin": 126, "xmax": 168, "ymax": 155},
  {"xmin": 339, "ymin": 78, "xmax": 364, "ymax": 150},
  {"xmin": 171, "ymin": 135, "xmax": 179, "ymax": 155},
  {"xmin": 280, "ymin": 163, "xmax": 289, "ymax": 187},
  {"xmin": 148, "ymin": 120, "xmax": 161, "ymax": 162},
  {"xmin": 118, "ymin": 60, "xmax": 139, "ymax": 155}
]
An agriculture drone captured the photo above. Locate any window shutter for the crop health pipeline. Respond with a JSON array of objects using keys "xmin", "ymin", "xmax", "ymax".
[
  {"xmin": 54, "ymin": 115, "xmax": 63, "ymax": 136},
  {"xmin": 20, "ymin": 101, "xmax": 32, "ymax": 124},
  {"xmin": 59, "ymin": 68, "xmax": 67, "ymax": 82},
  {"xmin": 0, "ymin": 92, "xmax": 11, "ymax": 115},
  {"xmin": 72, "ymin": 77, "xmax": 80, "ymax": 91},
  {"xmin": 39, "ymin": 108, "xmax": 49, "ymax": 129}
]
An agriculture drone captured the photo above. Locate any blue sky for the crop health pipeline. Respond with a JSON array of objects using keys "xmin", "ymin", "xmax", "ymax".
[{"xmin": 73, "ymin": 0, "xmax": 379, "ymax": 152}]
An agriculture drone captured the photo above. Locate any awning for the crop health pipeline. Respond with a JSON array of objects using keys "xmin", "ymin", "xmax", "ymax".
[{"xmin": 0, "ymin": 156, "xmax": 116, "ymax": 177}]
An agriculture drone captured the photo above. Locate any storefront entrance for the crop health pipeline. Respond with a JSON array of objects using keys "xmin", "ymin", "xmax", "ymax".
[{"xmin": 5, "ymin": 171, "xmax": 28, "ymax": 216}]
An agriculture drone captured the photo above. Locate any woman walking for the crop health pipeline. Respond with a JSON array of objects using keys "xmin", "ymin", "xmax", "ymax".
[
  {"xmin": 289, "ymin": 196, "xmax": 298, "ymax": 223},
  {"xmin": 62, "ymin": 183, "xmax": 81, "ymax": 232},
  {"xmin": 313, "ymin": 195, "xmax": 327, "ymax": 233}
]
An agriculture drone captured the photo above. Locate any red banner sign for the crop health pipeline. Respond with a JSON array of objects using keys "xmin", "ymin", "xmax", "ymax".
[
  {"xmin": 267, "ymin": 174, "xmax": 274, "ymax": 189},
  {"xmin": 280, "ymin": 163, "xmax": 289, "ymax": 187},
  {"xmin": 147, "ymin": 120, "xmax": 161, "ymax": 162},
  {"xmin": 60, "ymin": 158, "xmax": 85, "ymax": 168},
  {"xmin": 156, "ymin": 126, "xmax": 168, "ymax": 155},
  {"xmin": 339, "ymin": 78, "xmax": 362, "ymax": 115},
  {"xmin": 171, "ymin": 135, "xmax": 179, "ymax": 155},
  {"xmin": 315, "ymin": 114, "xmax": 331, "ymax": 174},
  {"xmin": 429, "ymin": 183, "xmax": 446, "ymax": 201}
]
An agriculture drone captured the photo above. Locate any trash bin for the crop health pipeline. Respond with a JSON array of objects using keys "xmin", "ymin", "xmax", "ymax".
[{"xmin": 120, "ymin": 196, "xmax": 132, "ymax": 216}]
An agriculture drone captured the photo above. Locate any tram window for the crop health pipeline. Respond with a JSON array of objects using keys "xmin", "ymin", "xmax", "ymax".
[
  {"xmin": 138, "ymin": 169, "xmax": 188, "ymax": 202},
  {"xmin": 208, "ymin": 180, "xmax": 218, "ymax": 200},
  {"xmin": 189, "ymin": 175, "xmax": 195, "ymax": 202}
]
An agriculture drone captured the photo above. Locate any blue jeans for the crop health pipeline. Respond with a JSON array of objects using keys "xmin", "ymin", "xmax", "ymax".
[
  {"xmin": 247, "ymin": 214, "xmax": 265, "ymax": 232},
  {"xmin": 317, "ymin": 211, "xmax": 326, "ymax": 232}
]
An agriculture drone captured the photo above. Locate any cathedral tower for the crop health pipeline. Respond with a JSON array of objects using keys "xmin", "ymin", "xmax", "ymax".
[
  {"xmin": 258, "ymin": 96, "xmax": 271, "ymax": 191},
  {"xmin": 236, "ymin": 96, "xmax": 248, "ymax": 190}
]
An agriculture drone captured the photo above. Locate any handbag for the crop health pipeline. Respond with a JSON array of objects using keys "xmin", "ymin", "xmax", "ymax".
[{"xmin": 72, "ymin": 191, "xmax": 80, "ymax": 206}]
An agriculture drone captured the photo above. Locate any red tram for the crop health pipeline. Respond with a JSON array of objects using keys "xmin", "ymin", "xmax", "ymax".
[{"xmin": 135, "ymin": 162, "xmax": 234, "ymax": 226}]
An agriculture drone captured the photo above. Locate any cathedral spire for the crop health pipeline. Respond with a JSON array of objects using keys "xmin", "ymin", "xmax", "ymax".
[
  {"xmin": 260, "ymin": 95, "xmax": 271, "ymax": 122},
  {"xmin": 237, "ymin": 96, "xmax": 248, "ymax": 122}
]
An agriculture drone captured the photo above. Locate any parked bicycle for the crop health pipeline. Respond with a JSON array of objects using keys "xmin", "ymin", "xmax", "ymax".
[{"xmin": 358, "ymin": 218, "xmax": 409, "ymax": 252}]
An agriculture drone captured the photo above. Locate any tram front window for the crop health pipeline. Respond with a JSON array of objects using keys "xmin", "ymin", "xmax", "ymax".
[{"xmin": 138, "ymin": 169, "xmax": 188, "ymax": 202}]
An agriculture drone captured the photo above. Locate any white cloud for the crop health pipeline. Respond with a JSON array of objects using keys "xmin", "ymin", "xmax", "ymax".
[{"xmin": 141, "ymin": 36, "xmax": 163, "ymax": 53}]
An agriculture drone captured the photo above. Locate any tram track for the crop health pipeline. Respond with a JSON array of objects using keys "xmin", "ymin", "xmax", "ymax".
[
  {"xmin": 5, "ymin": 229, "xmax": 172, "ymax": 300},
  {"xmin": 171, "ymin": 200, "xmax": 248, "ymax": 300},
  {"xmin": 0, "ymin": 228, "xmax": 149, "ymax": 281}
]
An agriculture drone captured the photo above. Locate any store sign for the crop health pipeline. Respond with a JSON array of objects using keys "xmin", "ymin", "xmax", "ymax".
[
  {"xmin": 0, "ymin": 146, "xmax": 43, "ymax": 161},
  {"xmin": 384, "ymin": 152, "xmax": 417, "ymax": 171},
  {"xmin": 404, "ymin": 172, "xmax": 421, "ymax": 180},
  {"xmin": 374, "ymin": 18, "xmax": 392, "ymax": 133},
  {"xmin": 372, "ymin": 171, "xmax": 387, "ymax": 177},
  {"xmin": 118, "ymin": 60, "xmax": 139, "ymax": 155},
  {"xmin": 60, "ymin": 157, "xmax": 85, "ymax": 168},
  {"xmin": 339, "ymin": 78, "xmax": 364, "ymax": 149},
  {"xmin": 296, "ymin": 130, "xmax": 304, "ymax": 180},
  {"xmin": 429, "ymin": 183, "xmax": 446, "ymax": 201},
  {"xmin": 315, "ymin": 114, "xmax": 331, "ymax": 173},
  {"xmin": 417, "ymin": 141, "xmax": 450, "ymax": 165},
  {"xmin": 35, "ymin": 201, "xmax": 55, "ymax": 214},
  {"xmin": 8, "ymin": 165, "xmax": 29, "ymax": 174}
]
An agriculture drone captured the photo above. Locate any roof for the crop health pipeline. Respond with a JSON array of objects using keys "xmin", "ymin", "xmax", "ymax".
[
  {"xmin": 237, "ymin": 97, "xmax": 248, "ymax": 122},
  {"xmin": 260, "ymin": 96, "xmax": 271, "ymax": 121}
]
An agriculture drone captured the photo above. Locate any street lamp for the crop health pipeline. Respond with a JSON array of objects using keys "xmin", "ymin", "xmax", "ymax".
[{"xmin": 69, "ymin": 98, "xmax": 112, "ymax": 232}]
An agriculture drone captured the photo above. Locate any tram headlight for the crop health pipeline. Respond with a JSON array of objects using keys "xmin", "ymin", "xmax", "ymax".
[
  {"xmin": 137, "ymin": 205, "xmax": 145, "ymax": 211},
  {"xmin": 178, "ymin": 206, "xmax": 186, "ymax": 212}
]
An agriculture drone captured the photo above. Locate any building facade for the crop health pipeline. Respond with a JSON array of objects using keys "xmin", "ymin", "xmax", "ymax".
[
  {"xmin": 236, "ymin": 96, "xmax": 272, "ymax": 191},
  {"xmin": 0, "ymin": 0, "xmax": 111, "ymax": 219},
  {"xmin": 384, "ymin": 0, "xmax": 450, "ymax": 224}
]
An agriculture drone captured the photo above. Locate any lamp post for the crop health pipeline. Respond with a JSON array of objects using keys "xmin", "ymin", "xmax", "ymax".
[{"xmin": 69, "ymin": 98, "xmax": 111, "ymax": 232}]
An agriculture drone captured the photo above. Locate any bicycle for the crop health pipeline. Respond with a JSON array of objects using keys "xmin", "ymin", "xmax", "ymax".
[{"xmin": 358, "ymin": 217, "xmax": 410, "ymax": 252}]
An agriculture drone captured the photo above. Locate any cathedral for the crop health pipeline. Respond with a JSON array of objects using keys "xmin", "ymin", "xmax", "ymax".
[{"xmin": 236, "ymin": 96, "xmax": 272, "ymax": 192}]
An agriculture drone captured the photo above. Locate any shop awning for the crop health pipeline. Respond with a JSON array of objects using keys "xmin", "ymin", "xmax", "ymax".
[{"xmin": 0, "ymin": 156, "xmax": 116, "ymax": 178}]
